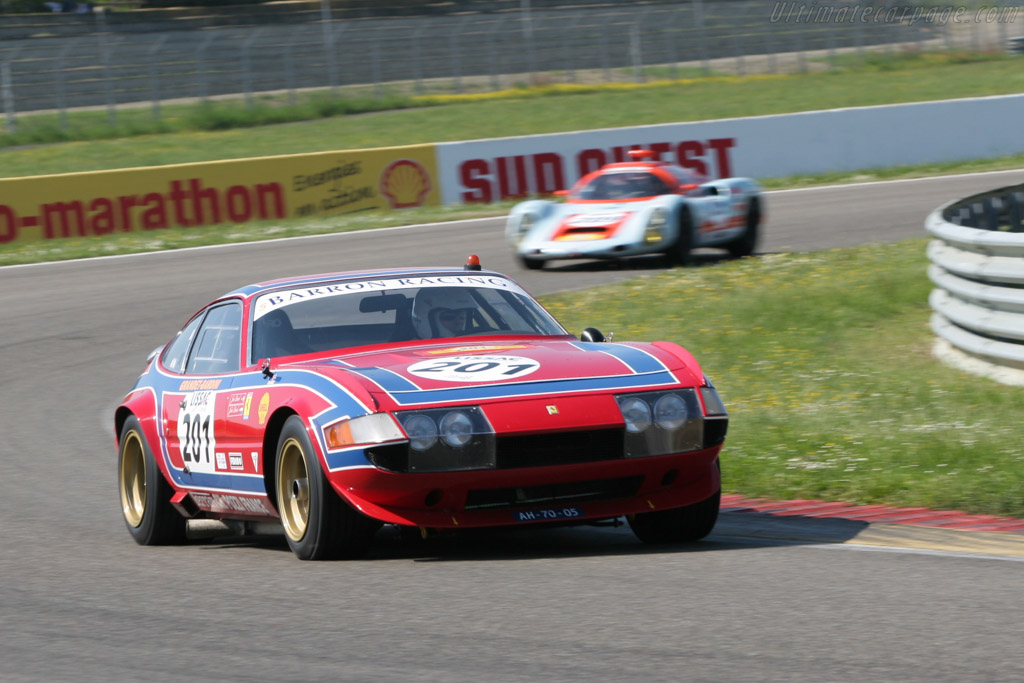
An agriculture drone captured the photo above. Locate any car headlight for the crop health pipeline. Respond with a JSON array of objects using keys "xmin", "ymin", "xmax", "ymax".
[
  {"xmin": 616, "ymin": 390, "xmax": 704, "ymax": 457},
  {"xmin": 618, "ymin": 396, "xmax": 652, "ymax": 433},
  {"xmin": 439, "ymin": 410, "xmax": 473, "ymax": 448},
  {"xmin": 654, "ymin": 393, "xmax": 688, "ymax": 430},
  {"xmin": 516, "ymin": 213, "xmax": 535, "ymax": 243},
  {"xmin": 644, "ymin": 208, "xmax": 667, "ymax": 244},
  {"xmin": 394, "ymin": 407, "xmax": 495, "ymax": 472},
  {"xmin": 402, "ymin": 414, "xmax": 438, "ymax": 451}
]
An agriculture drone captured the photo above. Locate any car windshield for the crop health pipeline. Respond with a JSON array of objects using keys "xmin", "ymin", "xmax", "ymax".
[
  {"xmin": 251, "ymin": 275, "xmax": 568, "ymax": 361},
  {"xmin": 570, "ymin": 170, "xmax": 672, "ymax": 200}
]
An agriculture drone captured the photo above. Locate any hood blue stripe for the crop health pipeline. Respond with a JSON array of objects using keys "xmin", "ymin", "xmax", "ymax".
[
  {"xmin": 345, "ymin": 366, "xmax": 421, "ymax": 392},
  {"xmin": 387, "ymin": 371, "xmax": 677, "ymax": 406},
  {"xmin": 571, "ymin": 341, "xmax": 667, "ymax": 374}
]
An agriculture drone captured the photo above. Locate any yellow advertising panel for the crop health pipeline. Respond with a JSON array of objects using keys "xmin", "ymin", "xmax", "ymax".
[{"xmin": 0, "ymin": 144, "xmax": 439, "ymax": 245}]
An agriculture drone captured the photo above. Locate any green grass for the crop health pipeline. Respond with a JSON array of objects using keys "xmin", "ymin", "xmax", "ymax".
[{"xmin": 541, "ymin": 240, "xmax": 1024, "ymax": 518}]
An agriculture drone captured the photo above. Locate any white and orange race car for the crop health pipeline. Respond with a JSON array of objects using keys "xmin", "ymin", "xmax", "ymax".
[{"xmin": 506, "ymin": 150, "xmax": 763, "ymax": 270}]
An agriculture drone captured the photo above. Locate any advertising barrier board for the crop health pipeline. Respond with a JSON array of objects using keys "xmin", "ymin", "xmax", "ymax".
[
  {"xmin": 0, "ymin": 145, "xmax": 439, "ymax": 245},
  {"xmin": 435, "ymin": 94, "xmax": 1024, "ymax": 205}
]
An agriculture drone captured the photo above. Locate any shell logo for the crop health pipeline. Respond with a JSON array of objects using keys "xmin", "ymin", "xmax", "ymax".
[{"xmin": 380, "ymin": 159, "xmax": 432, "ymax": 209}]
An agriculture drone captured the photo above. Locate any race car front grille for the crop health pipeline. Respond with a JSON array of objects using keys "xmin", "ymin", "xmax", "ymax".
[
  {"xmin": 464, "ymin": 475, "xmax": 644, "ymax": 510},
  {"xmin": 495, "ymin": 428, "xmax": 624, "ymax": 469}
]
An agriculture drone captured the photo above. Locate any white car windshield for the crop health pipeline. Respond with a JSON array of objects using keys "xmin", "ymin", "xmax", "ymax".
[{"xmin": 251, "ymin": 276, "xmax": 567, "ymax": 361}]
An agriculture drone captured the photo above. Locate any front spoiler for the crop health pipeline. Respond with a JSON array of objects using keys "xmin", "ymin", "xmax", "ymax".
[
  {"xmin": 518, "ymin": 239, "xmax": 666, "ymax": 261},
  {"xmin": 328, "ymin": 446, "xmax": 722, "ymax": 529}
]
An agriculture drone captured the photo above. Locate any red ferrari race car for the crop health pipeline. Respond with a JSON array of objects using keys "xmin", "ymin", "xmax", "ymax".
[
  {"xmin": 116, "ymin": 256, "xmax": 728, "ymax": 560},
  {"xmin": 506, "ymin": 149, "xmax": 763, "ymax": 269}
]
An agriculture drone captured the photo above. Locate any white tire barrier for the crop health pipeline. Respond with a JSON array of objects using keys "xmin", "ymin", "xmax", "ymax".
[{"xmin": 926, "ymin": 183, "xmax": 1024, "ymax": 381}]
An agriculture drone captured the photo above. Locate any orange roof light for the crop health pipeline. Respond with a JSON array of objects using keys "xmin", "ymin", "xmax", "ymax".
[
  {"xmin": 465, "ymin": 254, "xmax": 481, "ymax": 271},
  {"xmin": 627, "ymin": 149, "xmax": 656, "ymax": 161}
]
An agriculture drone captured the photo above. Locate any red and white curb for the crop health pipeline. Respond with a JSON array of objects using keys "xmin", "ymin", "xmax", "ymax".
[{"xmin": 721, "ymin": 495, "xmax": 1024, "ymax": 534}]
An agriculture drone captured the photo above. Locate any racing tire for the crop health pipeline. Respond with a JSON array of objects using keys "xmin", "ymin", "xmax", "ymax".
[
  {"xmin": 275, "ymin": 415, "xmax": 379, "ymax": 560},
  {"xmin": 628, "ymin": 489, "xmax": 720, "ymax": 544},
  {"xmin": 118, "ymin": 415, "xmax": 188, "ymax": 546},
  {"xmin": 727, "ymin": 198, "xmax": 760, "ymax": 258},
  {"xmin": 667, "ymin": 209, "xmax": 694, "ymax": 266},
  {"xmin": 519, "ymin": 255, "xmax": 545, "ymax": 271}
]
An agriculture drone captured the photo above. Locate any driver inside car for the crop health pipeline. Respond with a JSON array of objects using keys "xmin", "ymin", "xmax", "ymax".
[{"xmin": 412, "ymin": 287, "xmax": 479, "ymax": 339}]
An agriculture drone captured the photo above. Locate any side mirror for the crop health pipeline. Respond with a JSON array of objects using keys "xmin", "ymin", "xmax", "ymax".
[
  {"xmin": 553, "ymin": 189, "xmax": 569, "ymax": 198},
  {"xmin": 146, "ymin": 345, "xmax": 164, "ymax": 364},
  {"xmin": 580, "ymin": 327, "xmax": 605, "ymax": 343}
]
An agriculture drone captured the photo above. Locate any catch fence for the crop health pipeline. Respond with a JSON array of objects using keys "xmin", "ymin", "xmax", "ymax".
[{"xmin": 0, "ymin": 0, "xmax": 1021, "ymax": 131}]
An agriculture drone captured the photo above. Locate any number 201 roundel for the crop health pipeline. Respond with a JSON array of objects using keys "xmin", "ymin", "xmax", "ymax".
[{"xmin": 407, "ymin": 355, "xmax": 540, "ymax": 383}]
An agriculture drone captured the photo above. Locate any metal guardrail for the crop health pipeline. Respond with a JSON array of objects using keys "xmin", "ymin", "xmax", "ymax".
[{"xmin": 926, "ymin": 184, "xmax": 1024, "ymax": 381}]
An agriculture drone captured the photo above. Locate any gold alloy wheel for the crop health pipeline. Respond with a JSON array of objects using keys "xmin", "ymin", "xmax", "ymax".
[
  {"xmin": 277, "ymin": 437, "xmax": 311, "ymax": 542},
  {"xmin": 119, "ymin": 430, "xmax": 147, "ymax": 528}
]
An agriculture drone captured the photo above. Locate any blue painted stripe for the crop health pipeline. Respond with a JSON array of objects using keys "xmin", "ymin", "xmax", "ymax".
[
  {"xmin": 171, "ymin": 471, "xmax": 267, "ymax": 493},
  {"xmin": 572, "ymin": 342, "xmax": 667, "ymax": 374},
  {"xmin": 151, "ymin": 367, "xmax": 373, "ymax": 492},
  {"xmin": 387, "ymin": 371, "xmax": 677, "ymax": 406},
  {"xmin": 344, "ymin": 366, "xmax": 421, "ymax": 393}
]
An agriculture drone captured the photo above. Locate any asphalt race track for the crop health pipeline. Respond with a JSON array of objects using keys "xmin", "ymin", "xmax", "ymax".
[{"xmin": 2, "ymin": 171, "xmax": 1023, "ymax": 682}]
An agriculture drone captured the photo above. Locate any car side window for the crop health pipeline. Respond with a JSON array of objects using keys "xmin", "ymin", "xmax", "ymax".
[
  {"xmin": 185, "ymin": 302, "xmax": 243, "ymax": 375},
  {"xmin": 161, "ymin": 314, "xmax": 204, "ymax": 374}
]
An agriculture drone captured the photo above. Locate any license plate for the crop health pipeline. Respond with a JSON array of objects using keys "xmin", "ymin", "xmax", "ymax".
[{"xmin": 512, "ymin": 506, "xmax": 584, "ymax": 522}]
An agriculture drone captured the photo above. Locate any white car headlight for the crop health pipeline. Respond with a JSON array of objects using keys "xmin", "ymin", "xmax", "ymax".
[
  {"xmin": 617, "ymin": 390, "xmax": 706, "ymax": 457},
  {"xmin": 654, "ymin": 393, "xmax": 688, "ymax": 430},
  {"xmin": 402, "ymin": 414, "xmax": 438, "ymax": 452},
  {"xmin": 394, "ymin": 407, "xmax": 496, "ymax": 472},
  {"xmin": 517, "ymin": 213, "xmax": 535, "ymax": 242},
  {"xmin": 439, "ymin": 410, "xmax": 474, "ymax": 448},
  {"xmin": 645, "ymin": 208, "xmax": 667, "ymax": 244},
  {"xmin": 618, "ymin": 396, "xmax": 652, "ymax": 433}
]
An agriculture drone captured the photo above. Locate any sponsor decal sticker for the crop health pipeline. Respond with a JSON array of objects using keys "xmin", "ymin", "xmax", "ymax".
[
  {"xmin": 227, "ymin": 392, "xmax": 248, "ymax": 417},
  {"xmin": 179, "ymin": 379, "xmax": 222, "ymax": 391},
  {"xmin": 424, "ymin": 344, "xmax": 528, "ymax": 355},
  {"xmin": 379, "ymin": 159, "xmax": 433, "ymax": 209},
  {"xmin": 258, "ymin": 393, "xmax": 270, "ymax": 425},
  {"xmin": 407, "ymin": 355, "xmax": 540, "ymax": 383},
  {"xmin": 254, "ymin": 276, "xmax": 527, "ymax": 320},
  {"xmin": 229, "ymin": 452, "xmax": 244, "ymax": 470},
  {"xmin": 567, "ymin": 212, "xmax": 626, "ymax": 227}
]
